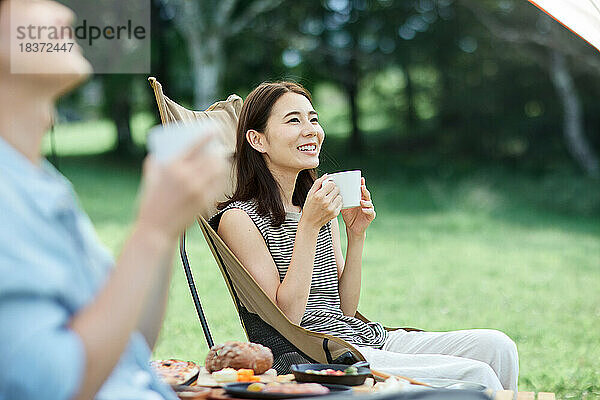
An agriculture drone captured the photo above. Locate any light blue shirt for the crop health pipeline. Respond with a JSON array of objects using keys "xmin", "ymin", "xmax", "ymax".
[{"xmin": 0, "ymin": 137, "xmax": 177, "ymax": 400}]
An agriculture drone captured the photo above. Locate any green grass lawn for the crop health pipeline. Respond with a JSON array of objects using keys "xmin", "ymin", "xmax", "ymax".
[{"xmin": 48, "ymin": 124, "xmax": 600, "ymax": 399}]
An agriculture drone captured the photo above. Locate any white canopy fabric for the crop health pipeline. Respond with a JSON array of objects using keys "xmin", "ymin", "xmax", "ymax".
[{"xmin": 528, "ymin": 0, "xmax": 600, "ymax": 52}]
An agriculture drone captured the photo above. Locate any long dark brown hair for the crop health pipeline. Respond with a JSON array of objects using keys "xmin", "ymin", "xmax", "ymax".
[{"xmin": 218, "ymin": 81, "xmax": 318, "ymax": 226}]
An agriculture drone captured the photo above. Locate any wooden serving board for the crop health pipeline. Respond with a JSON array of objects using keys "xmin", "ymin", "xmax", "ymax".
[{"xmin": 192, "ymin": 367, "xmax": 284, "ymax": 387}]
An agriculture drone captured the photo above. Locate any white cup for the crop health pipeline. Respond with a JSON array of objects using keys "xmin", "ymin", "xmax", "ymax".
[
  {"xmin": 326, "ymin": 170, "xmax": 362, "ymax": 209},
  {"xmin": 147, "ymin": 120, "xmax": 225, "ymax": 164}
]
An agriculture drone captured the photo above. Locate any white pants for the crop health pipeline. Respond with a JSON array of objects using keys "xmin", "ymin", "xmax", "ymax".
[{"xmin": 357, "ymin": 329, "xmax": 519, "ymax": 392}]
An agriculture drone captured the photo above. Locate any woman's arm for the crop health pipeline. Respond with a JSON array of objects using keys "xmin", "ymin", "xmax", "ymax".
[
  {"xmin": 331, "ymin": 217, "xmax": 345, "ymax": 279},
  {"xmin": 218, "ymin": 175, "xmax": 342, "ymax": 325},
  {"xmin": 331, "ymin": 217, "xmax": 363, "ymax": 316},
  {"xmin": 336, "ymin": 178, "xmax": 376, "ymax": 317},
  {"xmin": 218, "ymin": 209, "xmax": 318, "ymax": 324}
]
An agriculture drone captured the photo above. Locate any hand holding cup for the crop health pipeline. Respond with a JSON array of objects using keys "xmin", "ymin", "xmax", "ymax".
[
  {"xmin": 300, "ymin": 174, "xmax": 344, "ymax": 231},
  {"xmin": 137, "ymin": 123, "xmax": 229, "ymax": 240},
  {"xmin": 339, "ymin": 176, "xmax": 376, "ymax": 238}
]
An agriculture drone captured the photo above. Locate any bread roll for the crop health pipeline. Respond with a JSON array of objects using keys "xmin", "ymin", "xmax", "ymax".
[{"xmin": 205, "ymin": 341, "xmax": 273, "ymax": 374}]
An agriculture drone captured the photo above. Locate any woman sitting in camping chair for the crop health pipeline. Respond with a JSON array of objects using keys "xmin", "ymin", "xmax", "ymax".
[{"xmin": 210, "ymin": 81, "xmax": 518, "ymax": 392}]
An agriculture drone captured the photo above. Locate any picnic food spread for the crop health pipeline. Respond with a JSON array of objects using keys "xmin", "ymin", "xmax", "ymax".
[
  {"xmin": 151, "ymin": 344, "xmax": 387, "ymax": 398},
  {"xmin": 205, "ymin": 341, "xmax": 273, "ymax": 375},
  {"xmin": 153, "ymin": 342, "xmax": 488, "ymax": 399},
  {"xmin": 151, "ymin": 344, "xmax": 555, "ymax": 400},
  {"xmin": 150, "ymin": 359, "xmax": 200, "ymax": 386}
]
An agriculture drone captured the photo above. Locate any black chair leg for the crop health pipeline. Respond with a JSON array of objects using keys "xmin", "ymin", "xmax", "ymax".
[{"xmin": 180, "ymin": 232, "xmax": 214, "ymax": 349}]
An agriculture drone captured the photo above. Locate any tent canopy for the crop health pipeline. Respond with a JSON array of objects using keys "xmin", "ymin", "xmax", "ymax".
[{"xmin": 529, "ymin": 0, "xmax": 600, "ymax": 52}]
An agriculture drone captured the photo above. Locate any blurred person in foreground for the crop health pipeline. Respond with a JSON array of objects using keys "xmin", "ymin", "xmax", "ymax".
[{"xmin": 0, "ymin": 0, "xmax": 227, "ymax": 399}]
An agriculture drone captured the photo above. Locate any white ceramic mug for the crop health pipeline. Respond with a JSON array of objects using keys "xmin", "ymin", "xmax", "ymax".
[
  {"xmin": 147, "ymin": 120, "xmax": 225, "ymax": 164},
  {"xmin": 326, "ymin": 170, "xmax": 362, "ymax": 209}
]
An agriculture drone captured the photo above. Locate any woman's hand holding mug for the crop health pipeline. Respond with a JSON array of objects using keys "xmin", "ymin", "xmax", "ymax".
[
  {"xmin": 341, "ymin": 177, "xmax": 375, "ymax": 238},
  {"xmin": 300, "ymin": 174, "xmax": 343, "ymax": 231}
]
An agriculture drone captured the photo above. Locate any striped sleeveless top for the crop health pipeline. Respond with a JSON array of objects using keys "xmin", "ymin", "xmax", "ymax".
[{"xmin": 211, "ymin": 200, "xmax": 388, "ymax": 348}]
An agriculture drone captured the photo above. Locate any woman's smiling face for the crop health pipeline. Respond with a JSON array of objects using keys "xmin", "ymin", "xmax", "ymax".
[{"xmin": 260, "ymin": 92, "xmax": 325, "ymax": 173}]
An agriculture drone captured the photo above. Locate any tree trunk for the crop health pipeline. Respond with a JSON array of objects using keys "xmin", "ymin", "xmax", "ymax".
[
  {"xmin": 346, "ymin": 82, "xmax": 361, "ymax": 151},
  {"xmin": 188, "ymin": 35, "xmax": 224, "ymax": 110},
  {"xmin": 103, "ymin": 75, "xmax": 134, "ymax": 156},
  {"xmin": 112, "ymin": 95, "xmax": 133, "ymax": 156},
  {"xmin": 171, "ymin": 0, "xmax": 282, "ymax": 110},
  {"xmin": 401, "ymin": 59, "xmax": 416, "ymax": 136},
  {"xmin": 151, "ymin": 0, "xmax": 169, "ymax": 87},
  {"xmin": 345, "ymin": 55, "xmax": 362, "ymax": 152},
  {"xmin": 549, "ymin": 51, "xmax": 599, "ymax": 178}
]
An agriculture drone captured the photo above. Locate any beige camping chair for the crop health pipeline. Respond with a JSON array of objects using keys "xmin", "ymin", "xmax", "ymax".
[{"xmin": 147, "ymin": 77, "xmax": 420, "ymax": 373}]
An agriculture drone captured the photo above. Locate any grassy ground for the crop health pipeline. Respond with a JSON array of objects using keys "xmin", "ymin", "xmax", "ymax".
[{"xmin": 49, "ymin": 124, "xmax": 600, "ymax": 399}]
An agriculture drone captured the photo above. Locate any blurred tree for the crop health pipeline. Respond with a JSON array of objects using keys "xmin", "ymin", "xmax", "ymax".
[
  {"xmin": 459, "ymin": 0, "xmax": 600, "ymax": 178},
  {"xmin": 102, "ymin": 76, "xmax": 133, "ymax": 155},
  {"xmin": 92, "ymin": 0, "xmax": 186, "ymax": 156},
  {"xmin": 375, "ymin": 0, "xmax": 453, "ymax": 146},
  {"xmin": 151, "ymin": 0, "xmax": 170, "ymax": 90},
  {"xmin": 164, "ymin": 0, "xmax": 283, "ymax": 109},
  {"xmin": 91, "ymin": 0, "xmax": 166, "ymax": 156}
]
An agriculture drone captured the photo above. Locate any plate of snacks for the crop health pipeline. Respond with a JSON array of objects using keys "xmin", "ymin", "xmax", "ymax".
[
  {"xmin": 291, "ymin": 363, "xmax": 371, "ymax": 386},
  {"xmin": 171, "ymin": 385, "xmax": 212, "ymax": 400},
  {"xmin": 224, "ymin": 382, "xmax": 351, "ymax": 399},
  {"xmin": 150, "ymin": 359, "xmax": 200, "ymax": 386}
]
